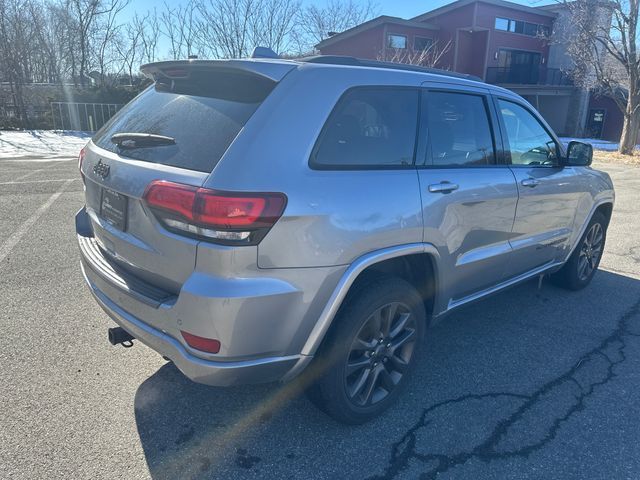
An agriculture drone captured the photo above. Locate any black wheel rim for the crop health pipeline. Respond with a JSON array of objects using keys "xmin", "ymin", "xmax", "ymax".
[
  {"xmin": 578, "ymin": 222, "xmax": 604, "ymax": 281},
  {"xmin": 344, "ymin": 302, "xmax": 417, "ymax": 407}
]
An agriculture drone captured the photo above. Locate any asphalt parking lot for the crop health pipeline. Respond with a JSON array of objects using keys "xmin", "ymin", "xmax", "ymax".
[{"xmin": 1, "ymin": 156, "xmax": 639, "ymax": 480}]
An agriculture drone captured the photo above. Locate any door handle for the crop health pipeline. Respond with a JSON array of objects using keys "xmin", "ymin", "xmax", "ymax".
[
  {"xmin": 521, "ymin": 178, "xmax": 540, "ymax": 188},
  {"xmin": 428, "ymin": 181, "xmax": 459, "ymax": 194}
]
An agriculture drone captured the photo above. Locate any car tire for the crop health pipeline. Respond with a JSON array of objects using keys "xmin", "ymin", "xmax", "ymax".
[
  {"xmin": 306, "ymin": 275, "xmax": 426, "ymax": 424},
  {"xmin": 552, "ymin": 211, "xmax": 607, "ymax": 291}
]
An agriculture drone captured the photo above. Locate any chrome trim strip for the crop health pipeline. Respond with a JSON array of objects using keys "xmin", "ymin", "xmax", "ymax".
[
  {"xmin": 456, "ymin": 241, "xmax": 512, "ymax": 267},
  {"xmin": 508, "ymin": 228, "xmax": 572, "ymax": 251},
  {"xmin": 281, "ymin": 355, "xmax": 314, "ymax": 382},
  {"xmin": 446, "ymin": 260, "xmax": 561, "ymax": 311}
]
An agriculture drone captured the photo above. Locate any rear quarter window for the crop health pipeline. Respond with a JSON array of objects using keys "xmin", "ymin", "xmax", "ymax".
[
  {"xmin": 311, "ymin": 87, "xmax": 420, "ymax": 169},
  {"xmin": 93, "ymin": 69, "xmax": 275, "ymax": 173}
]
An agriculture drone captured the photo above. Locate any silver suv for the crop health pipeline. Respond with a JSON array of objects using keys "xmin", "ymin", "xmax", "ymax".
[{"xmin": 76, "ymin": 56, "xmax": 615, "ymax": 423}]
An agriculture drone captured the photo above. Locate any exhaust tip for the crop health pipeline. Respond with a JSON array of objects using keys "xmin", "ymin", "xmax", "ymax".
[{"xmin": 108, "ymin": 327, "xmax": 135, "ymax": 347}]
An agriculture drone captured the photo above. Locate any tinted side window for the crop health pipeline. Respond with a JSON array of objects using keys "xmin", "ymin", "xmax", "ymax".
[
  {"xmin": 312, "ymin": 88, "xmax": 419, "ymax": 168},
  {"xmin": 424, "ymin": 91, "xmax": 496, "ymax": 166},
  {"xmin": 497, "ymin": 99, "xmax": 558, "ymax": 166}
]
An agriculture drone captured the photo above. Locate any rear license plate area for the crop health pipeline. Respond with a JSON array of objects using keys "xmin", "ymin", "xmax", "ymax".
[{"xmin": 100, "ymin": 188, "xmax": 128, "ymax": 231}]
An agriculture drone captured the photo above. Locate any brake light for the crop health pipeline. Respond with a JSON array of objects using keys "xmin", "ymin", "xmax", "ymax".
[
  {"xmin": 160, "ymin": 68, "xmax": 190, "ymax": 78},
  {"xmin": 143, "ymin": 180, "xmax": 287, "ymax": 245},
  {"xmin": 144, "ymin": 181, "xmax": 196, "ymax": 219},
  {"xmin": 181, "ymin": 331, "xmax": 221, "ymax": 353}
]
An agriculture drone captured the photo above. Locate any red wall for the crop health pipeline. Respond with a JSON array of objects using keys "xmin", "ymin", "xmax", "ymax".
[
  {"xmin": 469, "ymin": 30, "xmax": 489, "ymax": 77},
  {"xmin": 319, "ymin": 25, "xmax": 385, "ymax": 59},
  {"xmin": 474, "ymin": 3, "xmax": 552, "ymax": 70},
  {"xmin": 422, "ymin": 3, "xmax": 476, "ymax": 70},
  {"xmin": 319, "ymin": 24, "xmax": 438, "ymax": 61},
  {"xmin": 318, "ymin": 1, "xmax": 555, "ymax": 77},
  {"xmin": 455, "ymin": 30, "xmax": 473, "ymax": 72}
]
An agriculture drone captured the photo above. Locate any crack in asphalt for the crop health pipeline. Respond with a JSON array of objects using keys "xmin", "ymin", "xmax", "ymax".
[{"xmin": 368, "ymin": 297, "xmax": 640, "ymax": 480}]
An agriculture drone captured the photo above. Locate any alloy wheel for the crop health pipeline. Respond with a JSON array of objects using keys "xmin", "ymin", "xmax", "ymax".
[
  {"xmin": 344, "ymin": 302, "xmax": 417, "ymax": 407},
  {"xmin": 578, "ymin": 222, "xmax": 604, "ymax": 281}
]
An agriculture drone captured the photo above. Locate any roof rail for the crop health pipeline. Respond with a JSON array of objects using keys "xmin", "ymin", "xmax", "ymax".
[{"xmin": 299, "ymin": 55, "xmax": 482, "ymax": 82}]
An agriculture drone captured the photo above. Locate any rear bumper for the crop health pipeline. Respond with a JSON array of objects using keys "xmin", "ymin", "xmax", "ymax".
[
  {"xmin": 75, "ymin": 206, "xmax": 319, "ymax": 386},
  {"xmin": 81, "ymin": 262, "xmax": 301, "ymax": 385}
]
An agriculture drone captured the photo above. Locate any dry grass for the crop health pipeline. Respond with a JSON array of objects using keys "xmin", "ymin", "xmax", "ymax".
[{"xmin": 592, "ymin": 149, "xmax": 640, "ymax": 166}]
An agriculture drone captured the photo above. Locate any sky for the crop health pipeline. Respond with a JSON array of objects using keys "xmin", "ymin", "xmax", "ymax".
[
  {"xmin": 124, "ymin": 0, "xmax": 556, "ymax": 55},
  {"xmin": 128, "ymin": 0, "xmax": 555, "ymax": 19}
]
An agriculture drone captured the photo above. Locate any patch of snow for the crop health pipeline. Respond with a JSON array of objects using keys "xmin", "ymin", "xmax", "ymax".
[
  {"xmin": 558, "ymin": 137, "xmax": 637, "ymax": 152},
  {"xmin": 0, "ymin": 130, "xmax": 91, "ymax": 159}
]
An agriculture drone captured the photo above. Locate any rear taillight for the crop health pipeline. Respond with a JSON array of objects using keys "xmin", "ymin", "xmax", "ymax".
[
  {"xmin": 78, "ymin": 147, "xmax": 86, "ymax": 183},
  {"xmin": 143, "ymin": 180, "xmax": 287, "ymax": 245}
]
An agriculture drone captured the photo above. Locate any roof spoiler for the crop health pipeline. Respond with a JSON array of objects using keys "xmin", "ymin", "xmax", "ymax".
[{"xmin": 140, "ymin": 58, "xmax": 295, "ymax": 83}]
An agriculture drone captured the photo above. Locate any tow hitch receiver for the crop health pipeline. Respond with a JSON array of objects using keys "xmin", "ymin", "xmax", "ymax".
[{"xmin": 108, "ymin": 327, "xmax": 135, "ymax": 348}]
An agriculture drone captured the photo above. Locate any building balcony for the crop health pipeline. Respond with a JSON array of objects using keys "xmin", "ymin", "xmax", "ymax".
[{"xmin": 485, "ymin": 66, "xmax": 573, "ymax": 86}]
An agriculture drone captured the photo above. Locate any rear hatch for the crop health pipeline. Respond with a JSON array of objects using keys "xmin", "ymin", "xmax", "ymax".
[{"xmin": 82, "ymin": 60, "xmax": 294, "ymax": 294}]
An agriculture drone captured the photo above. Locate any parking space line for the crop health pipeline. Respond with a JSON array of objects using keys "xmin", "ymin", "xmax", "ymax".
[
  {"xmin": 0, "ymin": 179, "xmax": 74, "ymax": 265},
  {"xmin": 11, "ymin": 160, "xmax": 70, "ymax": 181},
  {"xmin": 0, "ymin": 178, "xmax": 79, "ymax": 185},
  {"xmin": 0, "ymin": 157, "xmax": 76, "ymax": 163},
  {"xmin": 13, "ymin": 169, "xmax": 44, "ymax": 181}
]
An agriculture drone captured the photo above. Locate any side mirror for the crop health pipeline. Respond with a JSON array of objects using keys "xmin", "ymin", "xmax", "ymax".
[{"xmin": 565, "ymin": 141, "xmax": 593, "ymax": 166}]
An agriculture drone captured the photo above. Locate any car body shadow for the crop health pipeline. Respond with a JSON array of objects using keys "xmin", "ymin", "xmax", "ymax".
[{"xmin": 135, "ymin": 269, "xmax": 640, "ymax": 480}]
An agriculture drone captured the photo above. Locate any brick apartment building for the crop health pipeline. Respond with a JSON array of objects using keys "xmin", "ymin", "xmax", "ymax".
[{"xmin": 316, "ymin": 0, "xmax": 620, "ymax": 141}]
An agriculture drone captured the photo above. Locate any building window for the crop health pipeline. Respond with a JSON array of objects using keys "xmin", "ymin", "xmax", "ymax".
[
  {"xmin": 513, "ymin": 20, "xmax": 525, "ymax": 34},
  {"xmin": 387, "ymin": 34, "xmax": 407, "ymax": 49},
  {"xmin": 414, "ymin": 36, "xmax": 433, "ymax": 51},
  {"xmin": 494, "ymin": 17, "xmax": 549, "ymax": 38},
  {"xmin": 495, "ymin": 17, "xmax": 510, "ymax": 31},
  {"xmin": 523, "ymin": 22, "xmax": 538, "ymax": 36}
]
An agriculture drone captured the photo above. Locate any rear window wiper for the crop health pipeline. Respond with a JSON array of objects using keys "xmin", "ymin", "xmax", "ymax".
[{"xmin": 111, "ymin": 133, "xmax": 176, "ymax": 149}]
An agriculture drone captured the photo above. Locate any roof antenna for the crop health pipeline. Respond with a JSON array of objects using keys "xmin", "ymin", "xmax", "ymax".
[{"xmin": 251, "ymin": 46, "xmax": 280, "ymax": 59}]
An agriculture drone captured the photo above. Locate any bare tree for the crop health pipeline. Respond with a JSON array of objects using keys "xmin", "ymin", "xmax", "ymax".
[
  {"xmin": 563, "ymin": 0, "xmax": 639, "ymax": 154},
  {"xmin": 378, "ymin": 40, "xmax": 452, "ymax": 69},
  {"xmin": 252, "ymin": 0, "xmax": 301, "ymax": 54},
  {"xmin": 25, "ymin": 2, "xmax": 55, "ymax": 82},
  {"xmin": 136, "ymin": 9, "xmax": 160, "ymax": 64},
  {"xmin": 0, "ymin": 0, "xmax": 46, "ymax": 125},
  {"xmin": 160, "ymin": 0, "xmax": 201, "ymax": 59},
  {"xmin": 294, "ymin": 0, "xmax": 378, "ymax": 54},
  {"xmin": 196, "ymin": 0, "xmax": 260, "ymax": 58},
  {"xmin": 67, "ymin": 0, "xmax": 103, "ymax": 86},
  {"xmin": 117, "ymin": 15, "xmax": 144, "ymax": 84},
  {"xmin": 94, "ymin": 0, "xmax": 130, "ymax": 86},
  {"xmin": 195, "ymin": 0, "xmax": 300, "ymax": 58}
]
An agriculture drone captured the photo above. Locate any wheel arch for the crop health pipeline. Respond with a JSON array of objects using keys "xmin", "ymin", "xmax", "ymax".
[
  {"xmin": 299, "ymin": 243, "xmax": 441, "ymax": 358},
  {"xmin": 565, "ymin": 199, "xmax": 614, "ymax": 262},
  {"xmin": 594, "ymin": 202, "xmax": 613, "ymax": 228}
]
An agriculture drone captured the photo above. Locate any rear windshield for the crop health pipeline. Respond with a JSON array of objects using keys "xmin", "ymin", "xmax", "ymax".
[{"xmin": 93, "ymin": 69, "xmax": 275, "ymax": 172}]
